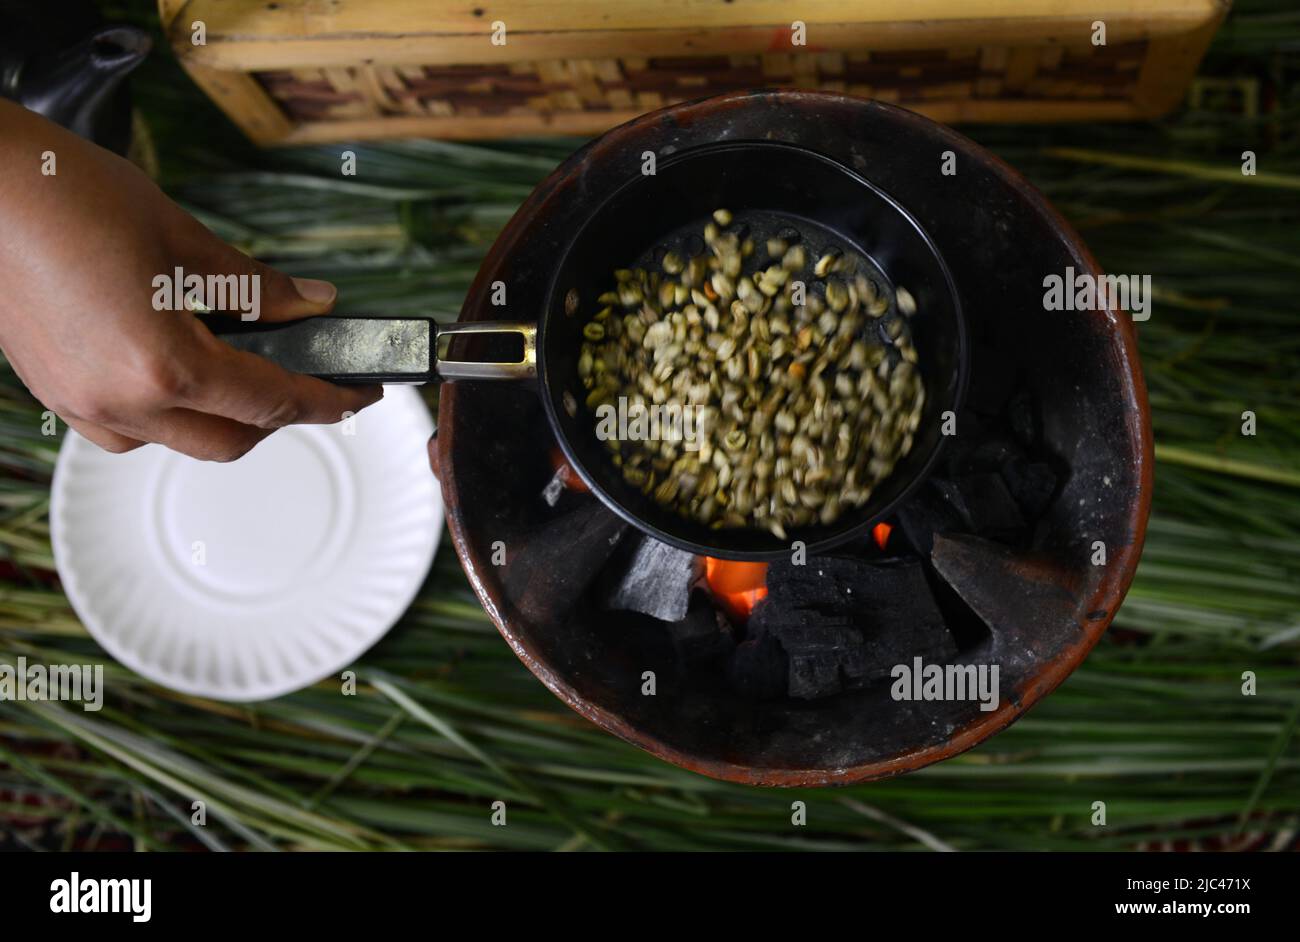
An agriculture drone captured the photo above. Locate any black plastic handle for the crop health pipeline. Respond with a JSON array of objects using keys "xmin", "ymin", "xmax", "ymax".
[{"xmin": 199, "ymin": 314, "xmax": 536, "ymax": 384}]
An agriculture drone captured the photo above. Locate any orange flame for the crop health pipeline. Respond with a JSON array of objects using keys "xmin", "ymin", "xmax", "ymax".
[
  {"xmin": 704, "ymin": 557, "xmax": 769, "ymax": 622},
  {"xmin": 872, "ymin": 522, "xmax": 893, "ymax": 550}
]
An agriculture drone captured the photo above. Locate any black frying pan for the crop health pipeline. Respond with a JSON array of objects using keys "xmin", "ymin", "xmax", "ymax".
[{"xmin": 210, "ymin": 140, "xmax": 966, "ymax": 560}]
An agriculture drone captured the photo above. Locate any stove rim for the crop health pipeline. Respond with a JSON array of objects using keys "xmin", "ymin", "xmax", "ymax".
[{"xmin": 437, "ymin": 89, "xmax": 1154, "ymax": 787}]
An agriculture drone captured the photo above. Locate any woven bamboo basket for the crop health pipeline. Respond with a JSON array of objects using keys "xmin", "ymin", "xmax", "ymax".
[{"xmin": 158, "ymin": 0, "xmax": 1229, "ymax": 144}]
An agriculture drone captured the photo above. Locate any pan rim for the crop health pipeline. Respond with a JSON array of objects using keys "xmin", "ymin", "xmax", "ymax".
[{"xmin": 538, "ymin": 137, "xmax": 968, "ymax": 561}]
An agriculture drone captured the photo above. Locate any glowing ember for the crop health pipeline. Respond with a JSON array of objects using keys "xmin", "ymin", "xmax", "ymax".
[
  {"xmin": 549, "ymin": 447, "xmax": 589, "ymax": 493},
  {"xmin": 704, "ymin": 557, "xmax": 768, "ymax": 621},
  {"xmin": 872, "ymin": 522, "xmax": 893, "ymax": 550}
]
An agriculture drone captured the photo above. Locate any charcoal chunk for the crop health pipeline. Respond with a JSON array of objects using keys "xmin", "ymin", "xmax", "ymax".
[
  {"xmin": 664, "ymin": 592, "xmax": 736, "ymax": 664},
  {"xmin": 931, "ymin": 533, "xmax": 1076, "ymax": 661},
  {"xmin": 748, "ymin": 556, "xmax": 960, "ymax": 698},
  {"xmin": 858, "ymin": 613, "xmax": 960, "ymax": 673},
  {"xmin": 957, "ymin": 472, "xmax": 1026, "ymax": 533},
  {"xmin": 727, "ymin": 556, "xmax": 977, "ymax": 701},
  {"xmin": 746, "ymin": 607, "xmax": 869, "ymax": 701},
  {"xmin": 946, "ymin": 434, "xmax": 1026, "ymax": 481},
  {"xmin": 504, "ymin": 500, "xmax": 627, "ymax": 624},
  {"xmin": 602, "ymin": 535, "xmax": 702, "ymax": 621},
  {"xmin": 932, "ymin": 474, "xmax": 1025, "ymax": 535},
  {"xmin": 787, "ymin": 651, "xmax": 845, "ymax": 700},
  {"xmin": 729, "ymin": 636, "xmax": 788, "ymax": 700},
  {"xmin": 966, "ymin": 437, "xmax": 1026, "ymax": 475},
  {"xmin": 1001, "ymin": 458, "xmax": 1058, "ymax": 518},
  {"xmin": 939, "ymin": 411, "xmax": 987, "ymax": 477},
  {"xmin": 761, "ymin": 557, "xmax": 880, "ymax": 612},
  {"xmin": 929, "ymin": 478, "xmax": 973, "ymax": 530},
  {"xmin": 774, "ymin": 621, "xmax": 869, "ymax": 700},
  {"xmin": 1007, "ymin": 386, "xmax": 1040, "ymax": 448},
  {"xmin": 897, "ymin": 486, "xmax": 965, "ymax": 556},
  {"xmin": 763, "ymin": 557, "xmax": 947, "ymax": 635},
  {"xmin": 755, "ymin": 557, "xmax": 956, "ymax": 698}
]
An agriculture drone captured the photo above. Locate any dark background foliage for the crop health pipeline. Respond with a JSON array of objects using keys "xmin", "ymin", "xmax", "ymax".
[{"xmin": 0, "ymin": 0, "xmax": 1297, "ymax": 850}]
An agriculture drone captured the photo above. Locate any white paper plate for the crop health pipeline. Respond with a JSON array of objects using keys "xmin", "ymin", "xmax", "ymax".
[{"xmin": 50, "ymin": 386, "xmax": 441, "ymax": 702}]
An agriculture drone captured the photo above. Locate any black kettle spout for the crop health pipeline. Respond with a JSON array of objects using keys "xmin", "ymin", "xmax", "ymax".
[{"xmin": 6, "ymin": 24, "xmax": 151, "ymax": 149}]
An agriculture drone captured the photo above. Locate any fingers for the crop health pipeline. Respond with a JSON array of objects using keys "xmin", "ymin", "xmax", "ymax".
[
  {"xmin": 63, "ymin": 416, "xmax": 144, "ymax": 454},
  {"xmin": 181, "ymin": 330, "xmax": 383, "ymax": 429},
  {"xmin": 58, "ymin": 299, "xmax": 379, "ymax": 462},
  {"xmin": 64, "ymin": 407, "xmax": 268, "ymax": 466},
  {"xmin": 159, "ymin": 215, "xmax": 383, "ymax": 430},
  {"xmin": 171, "ymin": 220, "xmax": 338, "ymax": 324},
  {"xmin": 119, "ymin": 407, "xmax": 274, "ymax": 463},
  {"xmin": 58, "ymin": 327, "xmax": 379, "ymax": 460}
]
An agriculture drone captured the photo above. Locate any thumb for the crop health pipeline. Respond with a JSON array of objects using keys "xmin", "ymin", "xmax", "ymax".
[{"xmin": 186, "ymin": 235, "xmax": 338, "ymax": 323}]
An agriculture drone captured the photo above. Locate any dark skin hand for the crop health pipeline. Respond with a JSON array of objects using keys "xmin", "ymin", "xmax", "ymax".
[{"xmin": 0, "ymin": 99, "xmax": 382, "ymax": 461}]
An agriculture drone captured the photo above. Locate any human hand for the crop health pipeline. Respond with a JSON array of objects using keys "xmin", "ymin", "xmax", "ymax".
[{"xmin": 0, "ymin": 99, "xmax": 381, "ymax": 461}]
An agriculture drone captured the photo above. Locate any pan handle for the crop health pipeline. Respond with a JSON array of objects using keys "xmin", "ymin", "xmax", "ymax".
[
  {"xmin": 436, "ymin": 320, "xmax": 537, "ymax": 381},
  {"xmin": 200, "ymin": 314, "xmax": 537, "ymax": 384}
]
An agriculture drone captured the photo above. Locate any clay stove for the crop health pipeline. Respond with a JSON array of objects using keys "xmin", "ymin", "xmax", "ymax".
[{"xmin": 435, "ymin": 91, "xmax": 1151, "ymax": 785}]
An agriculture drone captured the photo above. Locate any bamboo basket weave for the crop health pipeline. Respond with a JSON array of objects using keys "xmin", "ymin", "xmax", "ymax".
[{"xmin": 158, "ymin": 0, "xmax": 1229, "ymax": 145}]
